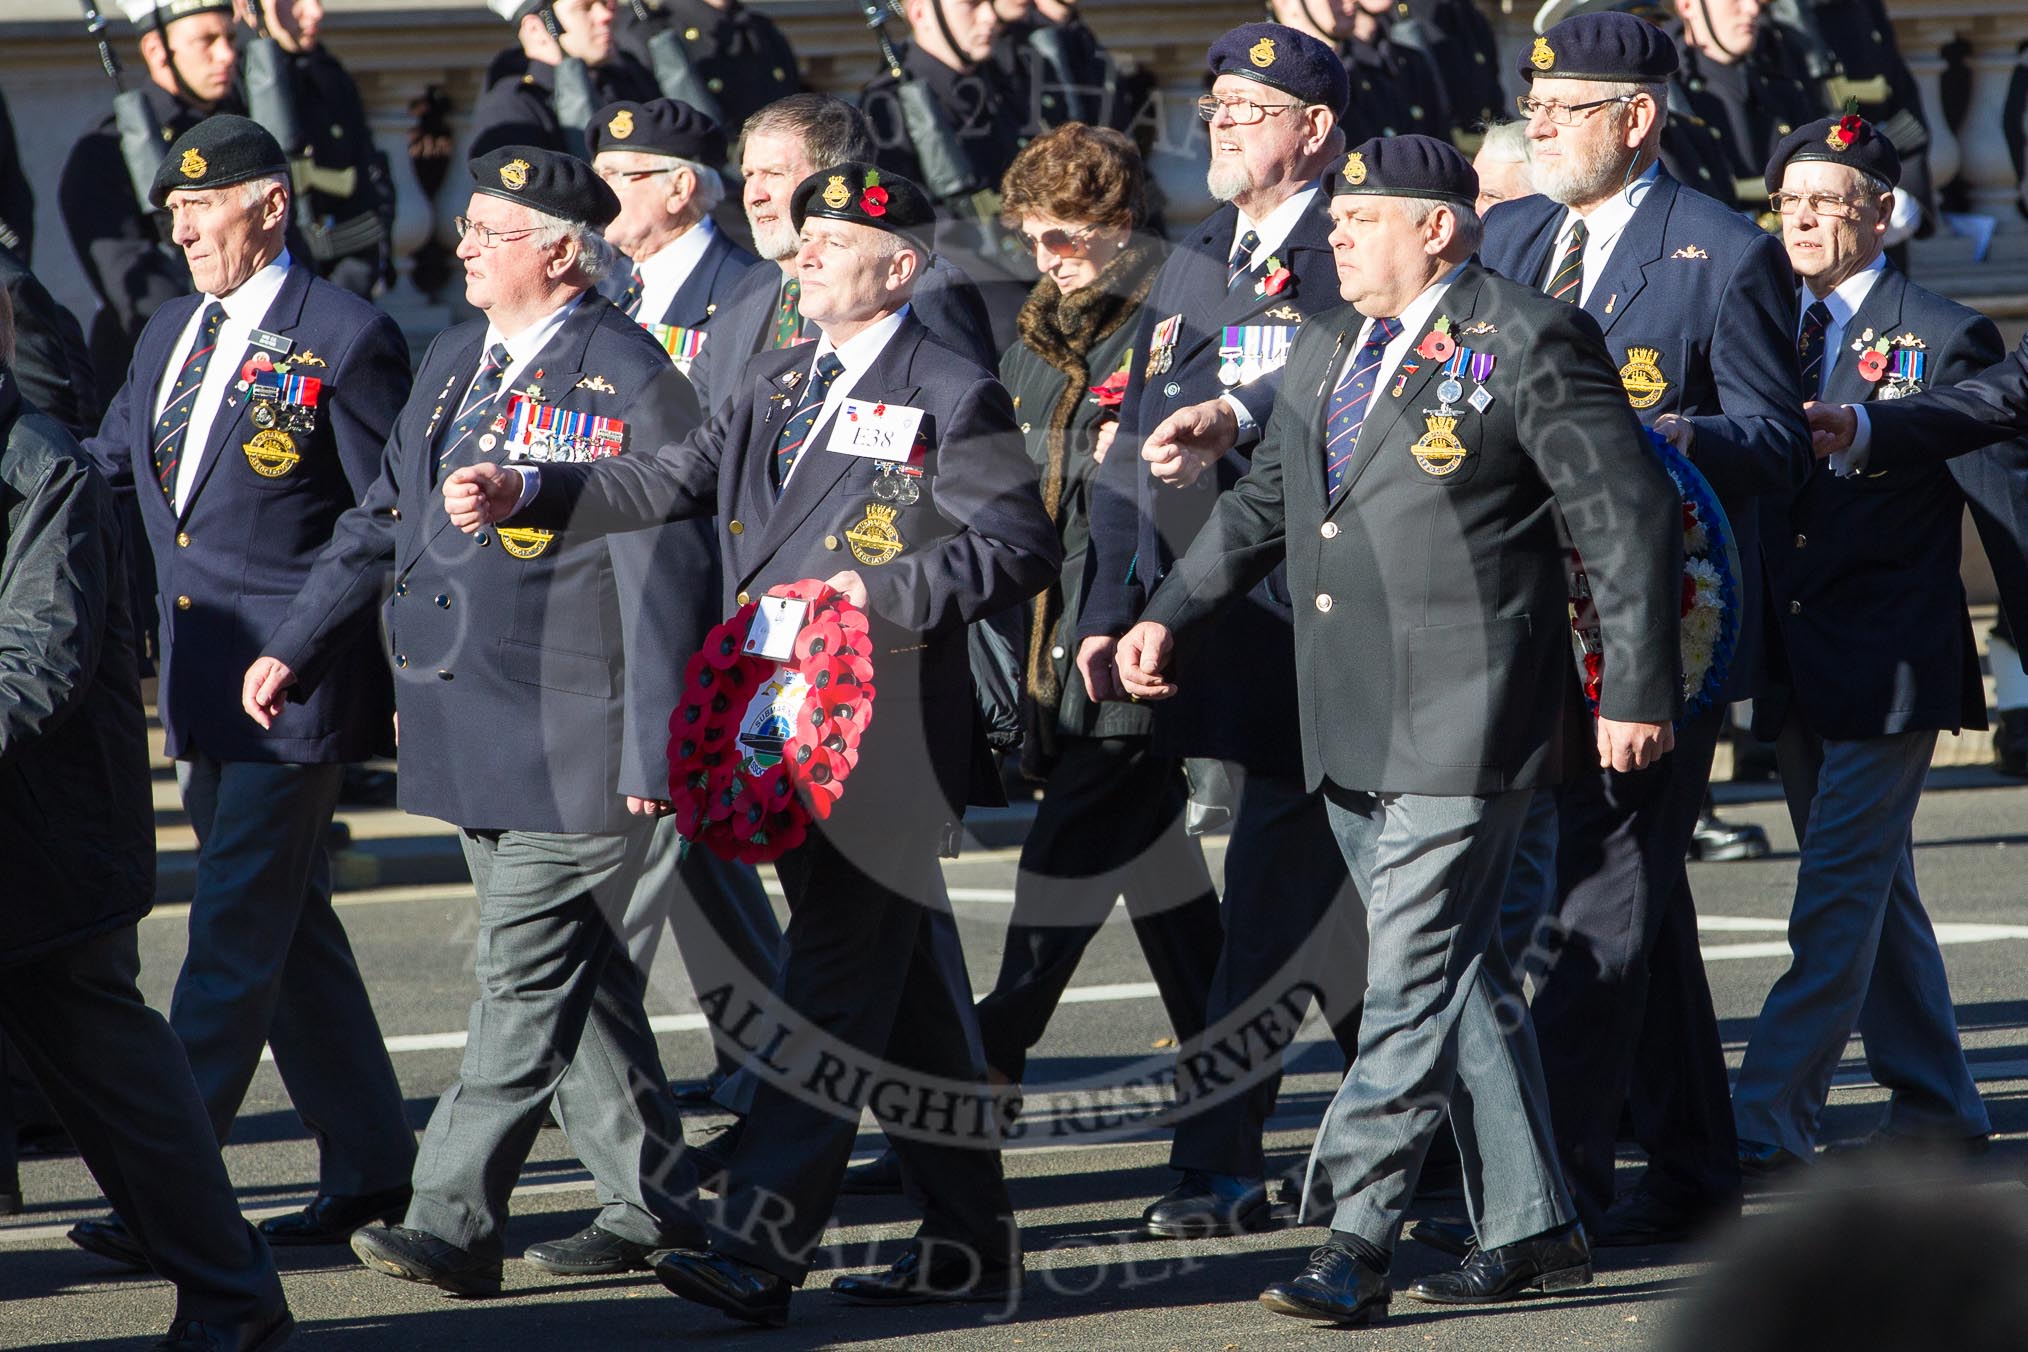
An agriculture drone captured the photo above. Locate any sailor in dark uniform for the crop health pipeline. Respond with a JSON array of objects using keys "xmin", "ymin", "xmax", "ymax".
[
  {"xmin": 612, "ymin": 0, "xmax": 802, "ymax": 138},
  {"xmin": 470, "ymin": 0, "xmax": 659, "ymax": 158}
]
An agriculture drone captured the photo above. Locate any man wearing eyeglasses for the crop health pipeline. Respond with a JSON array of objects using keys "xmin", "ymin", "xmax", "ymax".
[
  {"xmin": 471, "ymin": 0, "xmax": 658, "ymax": 158},
  {"xmin": 73, "ymin": 115, "xmax": 416, "ymax": 1272},
  {"xmin": 1737, "ymin": 115, "xmax": 2028, "ymax": 1174},
  {"xmin": 1079, "ymin": 21, "xmax": 1367, "ymax": 1245},
  {"xmin": 1464, "ymin": 10, "xmax": 1808, "ymax": 1251},
  {"xmin": 244, "ymin": 145, "xmax": 714, "ymax": 1295}
]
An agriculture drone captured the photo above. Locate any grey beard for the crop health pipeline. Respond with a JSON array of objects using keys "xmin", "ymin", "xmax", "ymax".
[
  {"xmin": 1206, "ymin": 160, "xmax": 1256, "ymax": 203},
  {"xmin": 751, "ymin": 216, "xmax": 801, "ymax": 262}
]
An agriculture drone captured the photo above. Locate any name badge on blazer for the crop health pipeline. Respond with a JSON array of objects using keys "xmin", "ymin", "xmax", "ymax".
[{"xmin": 825, "ymin": 399, "xmax": 924, "ymax": 462}]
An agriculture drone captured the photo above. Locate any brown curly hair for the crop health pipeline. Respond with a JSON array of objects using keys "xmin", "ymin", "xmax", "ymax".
[{"xmin": 999, "ymin": 122, "xmax": 1146, "ymax": 232}]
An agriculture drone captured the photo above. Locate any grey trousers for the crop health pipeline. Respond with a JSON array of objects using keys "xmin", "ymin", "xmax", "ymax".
[
  {"xmin": 1732, "ymin": 722, "xmax": 1990, "ymax": 1155},
  {"xmin": 172, "ymin": 755, "xmax": 413, "ymax": 1195},
  {"xmin": 1301, "ymin": 785, "xmax": 1572, "ymax": 1253},
  {"xmin": 406, "ymin": 825, "xmax": 698, "ymax": 1258},
  {"xmin": 619, "ymin": 815, "xmax": 784, "ymax": 1083}
]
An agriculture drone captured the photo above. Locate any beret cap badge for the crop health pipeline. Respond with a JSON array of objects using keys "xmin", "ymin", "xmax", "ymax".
[
  {"xmin": 1531, "ymin": 37, "xmax": 1555, "ymax": 71},
  {"xmin": 180, "ymin": 147, "xmax": 208, "ymax": 179},
  {"xmin": 1249, "ymin": 36, "xmax": 1276, "ymax": 67},
  {"xmin": 500, "ymin": 158, "xmax": 531, "ymax": 190},
  {"xmin": 609, "ymin": 109, "xmax": 634, "ymax": 139},
  {"xmin": 1345, "ymin": 151, "xmax": 1366, "ymax": 185},
  {"xmin": 1827, "ymin": 114, "xmax": 1862, "ymax": 151},
  {"xmin": 822, "ymin": 174, "xmax": 852, "ymax": 209}
]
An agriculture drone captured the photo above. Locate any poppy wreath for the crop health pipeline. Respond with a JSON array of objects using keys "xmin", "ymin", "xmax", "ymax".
[
  {"xmin": 666, "ymin": 579, "xmax": 877, "ymax": 863},
  {"xmin": 1567, "ymin": 428, "xmax": 1742, "ymax": 723}
]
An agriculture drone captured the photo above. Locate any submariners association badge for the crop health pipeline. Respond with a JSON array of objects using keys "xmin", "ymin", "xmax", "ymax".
[
  {"xmin": 496, "ymin": 527, "xmax": 555, "ymax": 559},
  {"xmin": 500, "ymin": 158, "xmax": 531, "ymax": 191},
  {"xmin": 1412, "ymin": 414, "xmax": 1469, "ymax": 477},
  {"xmin": 845, "ymin": 503, "xmax": 905, "ymax": 565},
  {"xmin": 1344, "ymin": 151, "xmax": 1366, "ymax": 186},
  {"xmin": 1618, "ymin": 346, "xmax": 1669, "ymax": 410},
  {"xmin": 242, "ymin": 429, "xmax": 300, "ymax": 478},
  {"xmin": 1531, "ymin": 37, "xmax": 1556, "ymax": 71}
]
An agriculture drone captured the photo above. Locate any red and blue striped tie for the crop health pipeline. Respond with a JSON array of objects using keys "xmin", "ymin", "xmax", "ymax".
[
  {"xmin": 772, "ymin": 351, "xmax": 845, "ymax": 494},
  {"xmin": 1324, "ymin": 317, "xmax": 1400, "ymax": 497},
  {"xmin": 151, "ymin": 301, "xmax": 226, "ymax": 499}
]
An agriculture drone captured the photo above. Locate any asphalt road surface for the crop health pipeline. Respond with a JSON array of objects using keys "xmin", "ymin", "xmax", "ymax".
[{"xmin": 6, "ymin": 768, "xmax": 2028, "ymax": 1351}]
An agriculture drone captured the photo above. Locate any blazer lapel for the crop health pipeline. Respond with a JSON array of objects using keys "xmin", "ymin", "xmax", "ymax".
[
  {"xmin": 1828, "ymin": 266, "xmax": 1904, "ymax": 406},
  {"xmin": 1297, "ymin": 325, "xmax": 1354, "ymax": 506},
  {"xmin": 1333, "ymin": 268, "xmax": 1488, "ymax": 507},
  {"xmin": 1583, "ymin": 176, "xmax": 1674, "ymax": 338},
  {"xmin": 178, "ymin": 266, "xmax": 312, "ymax": 523}
]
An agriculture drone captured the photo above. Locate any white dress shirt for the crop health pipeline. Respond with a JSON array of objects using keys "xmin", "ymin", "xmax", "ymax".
[
  {"xmin": 1544, "ymin": 162, "xmax": 1659, "ymax": 306},
  {"xmin": 480, "ymin": 292, "xmax": 583, "ymax": 406},
  {"xmin": 1328, "ymin": 265, "xmax": 1463, "ymax": 400},
  {"xmin": 782, "ymin": 303, "xmax": 912, "ymax": 489},
  {"xmin": 153, "ymin": 250, "xmax": 292, "ymax": 513},
  {"xmin": 1222, "ymin": 182, "xmax": 1323, "ymax": 441},
  {"xmin": 1802, "ymin": 253, "xmax": 1887, "ymax": 400},
  {"xmin": 631, "ymin": 218, "xmax": 720, "ymax": 324}
]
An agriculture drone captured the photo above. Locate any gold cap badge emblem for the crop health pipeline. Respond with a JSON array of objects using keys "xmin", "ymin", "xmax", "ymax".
[
  {"xmin": 1531, "ymin": 37, "xmax": 1555, "ymax": 71},
  {"xmin": 1345, "ymin": 151, "xmax": 1366, "ymax": 186},
  {"xmin": 608, "ymin": 109, "xmax": 634, "ymax": 139},
  {"xmin": 500, "ymin": 158, "xmax": 531, "ymax": 191},
  {"xmin": 1249, "ymin": 37, "xmax": 1276, "ymax": 68},
  {"xmin": 180, "ymin": 147, "xmax": 208, "ymax": 180},
  {"xmin": 1411, "ymin": 414, "xmax": 1468, "ymax": 477},
  {"xmin": 821, "ymin": 174, "xmax": 851, "ymax": 209},
  {"xmin": 1618, "ymin": 346, "xmax": 1668, "ymax": 410}
]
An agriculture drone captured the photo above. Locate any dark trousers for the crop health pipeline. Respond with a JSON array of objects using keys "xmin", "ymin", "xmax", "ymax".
[
  {"xmin": 1168, "ymin": 769, "xmax": 1365, "ymax": 1182},
  {"xmin": 1529, "ymin": 705, "xmax": 1738, "ymax": 1226},
  {"xmin": 0, "ymin": 927, "xmax": 283, "ymax": 1323},
  {"xmin": 711, "ymin": 809, "xmax": 1015, "ymax": 1283},
  {"xmin": 974, "ymin": 735, "xmax": 1224, "ymax": 1083}
]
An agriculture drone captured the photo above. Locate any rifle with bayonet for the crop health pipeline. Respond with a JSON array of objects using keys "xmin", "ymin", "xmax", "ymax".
[
  {"xmin": 628, "ymin": 0, "xmax": 722, "ymax": 124},
  {"xmin": 78, "ymin": 0, "xmax": 168, "ymax": 213},
  {"xmin": 862, "ymin": 0, "xmax": 976, "ymax": 203}
]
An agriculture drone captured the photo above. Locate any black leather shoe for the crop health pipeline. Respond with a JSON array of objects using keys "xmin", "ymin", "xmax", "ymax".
[
  {"xmin": 1140, "ymin": 1171, "xmax": 1270, "ymax": 1240},
  {"xmin": 653, "ymin": 1249, "xmax": 791, "ymax": 1327},
  {"xmin": 839, "ymin": 1147, "xmax": 904, "ymax": 1196},
  {"xmin": 523, "ymin": 1224, "xmax": 659, "ymax": 1276},
  {"xmin": 1994, "ymin": 709, "xmax": 2028, "ymax": 777},
  {"xmin": 670, "ymin": 1072, "xmax": 728, "ymax": 1110},
  {"xmin": 0, "ymin": 1186, "xmax": 20, "ymax": 1217},
  {"xmin": 1405, "ymin": 1216, "xmax": 1474, "ymax": 1258},
  {"xmin": 69, "ymin": 1213, "xmax": 150, "ymax": 1270},
  {"xmin": 1737, "ymin": 1137, "xmax": 1809, "ymax": 1180},
  {"xmin": 151, "ymin": 1307, "xmax": 294, "ymax": 1351},
  {"xmin": 350, "ymin": 1224, "xmax": 502, "ymax": 1297},
  {"xmin": 1687, "ymin": 813, "xmax": 1771, "ymax": 862},
  {"xmin": 1403, "ymin": 1223, "xmax": 1592, "ymax": 1304},
  {"xmin": 1595, "ymin": 1189, "xmax": 1733, "ymax": 1248},
  {"xmin": 689, "ymin": 1119, "xmax": 744, "ymax": 1182},
  {"xmin": 258, "ymin": 1187, "xmax": 412, "ymax": 1246},
  {"xmin": 831, "ymin": 1246, "xmax": 1022, "ymax": 1305},
  {"xmin": 1259, "ymin": 1245, "xmax": 1390, "ymax": 1326}
]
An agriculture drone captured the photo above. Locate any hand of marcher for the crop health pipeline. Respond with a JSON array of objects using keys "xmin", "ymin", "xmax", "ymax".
[
  {"xmin": 1077, "ymin": 634, "xmax": 1125, "ymax": 703},
  {"xmin": 1116, "ymin": 621, "xmax": 1178, "ymax": 700},
  {"xmin": 443, "ymin": 463, "xmax": 523, "ymax": 532},
  {"xmin": 1805, "ymin": 401, "xmax": 1857, "ymax": 459},
  {"xmin": 242, "ymin": 656, "xmax": 297, "ymax": 729},
  {"xmin": 1597, "ymin": 717, "xmax": 1674, "ymax": 772},
  {"xmin": 1143, "ymin": 399, "xmax": 1237, "ymax": 488}
]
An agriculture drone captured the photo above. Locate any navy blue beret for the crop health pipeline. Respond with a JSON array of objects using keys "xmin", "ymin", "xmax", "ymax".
[
  {"xmin": 589, "ymin": 99, "xmax": 727, "ymax": 166},
  {"xmin": 791, "ymin": 162, "xmax": 934, "ymax": 242},
  {"xmin": 1207, "ymin": 23, "xmax": 1350, "ymax": 118},
  {"xmin": 1327, "ymin": 134, "xmax": 1478, "ymax": 205},
  {"xmin": 149, "ymin": 115, "xmax": 288, "ymax": 208},
  {"xmin": 468, "ymin": 145, "xmax": 622, "ymax": 229},
  {"xmin": 1764, "ymin": 113, "xmax": 1902, "ymax": 194},
  {"xmin": 1520, "ymin": 11, "xmax": 1678, "ymax": 83}
]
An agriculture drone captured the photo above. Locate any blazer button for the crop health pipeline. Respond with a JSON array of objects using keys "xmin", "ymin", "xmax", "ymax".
[
  {"xmin": 736, "ymin": 590, "xmax": 750, "ymax": 606},
  {"xmin": 1794, "ymin": 534, "xmax": 1807, "ymax": 548},
  {"xmin": 1320, "ymin": 522, "xmax": 1339, "ymax": 539},
  {"xmin": 174, "ymin": 594, "xmax": 192, "ymax": 611},
  {"xmin": 824, "ymin": 534, "xmax": 839, "ymax": 551},
  {"xmin": 436, "ymin": 594, "xmax": 451, "ymax": 609},
  {"xmin": 1050, "ymin": 645, "xmax": 1066, "ymax": 660},
  {"xmin": 1789, "ymin": 600, "xmax": 1802, "ymax": 615},
  {"xmin": 395, "ymin": 581, "xmax": 407, "ymax": 596},
  {"xmin": 476, "ymin": 531, "xmax": 490, "ymax": 546},
  {"xmin": 1164, "ymin": 382, "xmax": 1180, "ymax": 397},
  {"xmin": 1315, "ymin": 594, "xmax": 1333, "ymax": 613},
  {"xmin": 175, "ymin": 531, "xmax": 191, "ymax": 548},
  {"xmin": 395, "ymin": 654, "xmax": 407, "ymax": 668},
  {"xmin": 728, "ymin": 519, "xmax": 744, "ymax": 535},
  {"xmin": 437, "ymin": 668, "xmax": 453, "ymax": 680},
  {"xmin": 390, "ymin": 507, "xmax": 401, "ymax": 521}
]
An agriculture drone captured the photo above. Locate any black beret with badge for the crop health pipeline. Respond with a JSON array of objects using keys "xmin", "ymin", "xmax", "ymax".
[
  {"xmin": 1764, "ymin": 112, "xmax": 1902, "ymax": 195},
  {"xmin": 1327, "ymin": 134, "xmax": 1479, "ymax": 206},
  {"xmin": 1207, "ymin": 22, "xmax": 1350, "ymax": 120},
  {"xmin": 588, "ymin": 98, "xmax": 727, "ymax": 167},
  {"xmin": 1519, "ymin": 10, "xmax": 1678, "ymax": 83},
  {"xmin": 469, "ymin": 144, "xmax": 622, "ymax": 229},
  {"xmin": 148, "ymin": 114, "xmax": 289, "ymax": 208},
  {"xmin": 789, "ymin": 162, "xmax": 935, "ymax": 243}
]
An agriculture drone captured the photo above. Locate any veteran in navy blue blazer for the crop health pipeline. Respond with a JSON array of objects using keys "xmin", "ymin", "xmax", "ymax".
[
  {"xmin": 445, "ymin": 164, "xmax": 1057, "ymax": 1325},
  {"xmin": 1470, "ymin": 11, "xmax": 1809, "ymax": 1247},
  {"xmin": 249, "ymin": 146, "xmax": 717, "ymax": 1298},
  {"xmin": 76, "ymin": 116, "xmax": 416, "ymax": 1268},
  {"xmin": 1074, "ymin": 23, "xmax": 1368, "ymax": 1244},
  {"xmin": 1733, "ymin": 116, "xmax": 2028, "ymax": 1174}
]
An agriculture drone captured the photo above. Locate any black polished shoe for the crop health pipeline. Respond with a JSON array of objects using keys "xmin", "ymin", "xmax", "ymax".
[
  {"xmin": 258, "ymin": 1186, "xmax": 412, "ymax": 1246},
  {"xmin": 0, "ymin": 1185, "xmax": 20, "ymax": 1217},
  {"xmin": 1405, "ymin": 1216, "xmax": 1474, "ymax": 1258},
  {"xmin": 839, "ymin": 1147, "xmax": 904, "ymax": 1196},
  {"xmin": 831, "ymin": 1246, "xmax": 1022, "ymax": 1306},
  {"xmin": 1140, "ymin": 1171, "xmax": 1270, "ymax": 1240},
  {"xmin": 1259, "ymin": 1244, "xmax": 1390, "ymax": 1326},
  {"xmin": 1737, "ymin": 1137, "xmax": 1810, "ymax": 1180},
  {"xmin": 1687, "ymin": 813, "xmax": 1771, "ymax": 862},
  {"xmin": 1595, "ymin": 1188, "xmax": 1734, "ymax": 1248},
  {"xmin": 1403, "ymin": 1223, "xmax": 1592, "ymax": 1305},
  {"xmin": 670, "ymin": 1071, "xmax": 728, "ymax": 1110},
  {"xmin": 523, "ymin": 1224, "xmax": 660, "ymax": 1276},
  {"xmin": 653, "ymin": 1248, "xmax": 791, "ymax": 1328},
  {"xmin": 689, "ymin": 1119, "xmax": 744, "ymax": 1182},
  {"xmin": 151, "ymin": 1307, "xmax": 294, "ymax": 1352},
  {"xmin": 69, "ymin": 1212, "xmax": 150, "ymax": 1270},
  {"xmin": 349, "ymin": 1223, "xmax": 502, "ymax": 1298}
]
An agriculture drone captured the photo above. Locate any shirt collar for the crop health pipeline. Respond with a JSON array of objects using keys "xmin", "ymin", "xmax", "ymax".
[
  {"xmin": 1235, "ymin": 183, "xmax": 1322, "ymax": 266},
  {"xmin": 210, "ymin": 249, "xmax": 291, "ymax": 323},
  {"xmin": 636, "ymin": 217, "xmax": 718, "ymax": 291},
  {"xmin": 485, "ymin": 292, "xmax": 585, "ymax": 371},
  {"xmin": 1811, "ymin": 253, "xmax": 1887, "ymax": 331},
  {"xmin": 1365, "ymin": 262, "xmax": 1468, "ymax": 344},
  {"xmin": 813, "ymin": 304, "xmax": 911, "ymax": 379},
  {"xmin": 1560, "ymin": 160, "xmax": 1660, "ymax": 255}
]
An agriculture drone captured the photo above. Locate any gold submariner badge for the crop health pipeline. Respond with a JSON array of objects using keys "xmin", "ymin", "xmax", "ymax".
[
  {"xmin": 496, "ymin": 527, "xmax": 555, "ymax": 559},
  {"xmin": 242, "ymin": 429, "xmax": 300, "ymax": 478},
  {"xmin": 845, "ymin": 503, "xmax": 905, "ymax": 565},
  {"xmin": 1618, "ymin": 346, "xmax": 1668, "ymax": 409},
  {"xmin": 1412, "ymin": 414, "xmax": 1469, "ymax": 477},
  {"xmin": 500, "ymin": 158, "xmax": 531, "ymax": 191}
]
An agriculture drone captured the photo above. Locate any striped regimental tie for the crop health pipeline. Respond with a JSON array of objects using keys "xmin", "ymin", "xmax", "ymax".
[
  {"xmin": 771, "ymin": 351, "xmax": 846, "ymax": 494},
  {"xmin": 436, "ymin": 343, "xmax": 512, "ymax": 476},
  {"xmin": 1323, "ymin": 317, "xmax": 1400, "ymax": 498},
  {"xmin": 1548, "ymin": 219, "xmax": 1588, "ymax": 303},
  {"xmin": 151, "ymin": 301, "xmax": 226, "ymax": 500},
  {"xmin": 1797, "ymin": 300, "xmax": 1831, "ymax": 398}
]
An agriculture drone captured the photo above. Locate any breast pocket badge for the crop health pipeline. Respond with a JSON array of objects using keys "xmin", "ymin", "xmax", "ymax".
[
  {"xmin": 1411, "ymin": 413, "xmax": 1470, "ymax": 478},
  {"xmin": 243, "ymin": 429, "xmax": 302, "ymax": 478},
  {"xmin": 1618, "ymin": 346, "xmax": 1669, "ymax": 410},
  {"xmin": 845, "ymin": 503, "xmax": 905, "ymax": 565}
]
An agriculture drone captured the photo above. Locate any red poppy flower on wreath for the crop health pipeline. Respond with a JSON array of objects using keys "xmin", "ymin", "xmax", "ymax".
[
  {"xmin": 1856, "ymin": 348, "xmax": 1889, "ymax": 382},
  {"xmin": 667, "ymin": 583, "xmax": 878, "ymax": 862}
]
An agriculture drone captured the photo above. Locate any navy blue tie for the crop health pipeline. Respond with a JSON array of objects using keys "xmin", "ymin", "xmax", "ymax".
[
  {"xmin": 1324, "ymin": 318, "xmax": 1400, "ymax": 497},
  {"xmin": 772, "ymin": 352, "xmax": 847, "ymax": 494},
  {"xmin": 1797, "ymin": 301, "xmax": 1831, "ymax": 399},
  {"xmin": 1227, "ymin": 229, "xmax": 1261, "ymax": 288},
  {"xmin": 437, "ymin": 343, "xmax": 511, "ymax": 476}
]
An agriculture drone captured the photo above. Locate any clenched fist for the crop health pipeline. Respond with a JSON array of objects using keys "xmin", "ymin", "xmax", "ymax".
[{"xmin": 442, "ymin": 462, "xmax": 525, "ymax": 532}]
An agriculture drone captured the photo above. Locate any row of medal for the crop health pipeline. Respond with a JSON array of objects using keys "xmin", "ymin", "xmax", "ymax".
[
  {"xmin": 1216, "ymin": 325, "xmax": 1296, "ymax": 388},
  {"xmin": 870, "ymin": 460, "xmax": 922, "ymax": 504},
  {"xmin": 493, "ymin": 394, "xmax": 626, "ymax": 463},
  {"xmin": 249, "ymin": 372, "xmax": 321, "ymax": 433},
  {"xmin": 1433, "ymin": 345, "xmax": 1497, "ymax": 415}
]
